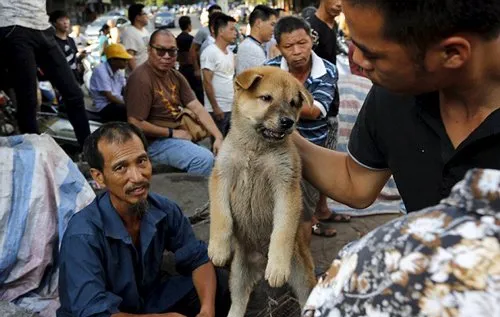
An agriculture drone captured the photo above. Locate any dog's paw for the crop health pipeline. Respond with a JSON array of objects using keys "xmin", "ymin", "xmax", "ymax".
[
  {"xmin": 265, "ymin": 260, "xmax": 291, "ymax": 288},
  {"xmin": 208, "ymin": 240, "xmax": 231, "ymax": 267}
]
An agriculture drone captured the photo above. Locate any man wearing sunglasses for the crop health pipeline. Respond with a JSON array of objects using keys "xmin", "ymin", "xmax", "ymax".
[{"xmin": 126, "ymin": 29, "xmax": 223, "ymax": 177}]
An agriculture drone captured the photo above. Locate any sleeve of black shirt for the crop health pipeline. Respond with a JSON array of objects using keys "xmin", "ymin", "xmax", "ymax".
[{"xmin": 347, "ymin": 86, "xmax": 389, "ymax": 170}]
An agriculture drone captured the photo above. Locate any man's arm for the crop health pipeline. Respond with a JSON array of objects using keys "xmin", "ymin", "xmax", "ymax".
[
  {"xmin": 189, "ymin": 43, "xmax": 202, "ymax": 77},
  {"xmin": 128, "ymin": 116, "xmax": 192, "ymax": 140},
  {"xmin": 185, "ymin": 98, "xmax": 223, "ymax": 141},
  {"xmin": 201, "ymin": 69, "xmax": 223, "ymax": 116},
  {"xmin": 293, "ymin": 132, "xmax": 391, "ymax": 208},
  {"xmin": 165, "ymin": 201, "xmax": 217, "ymax": 315},
  {"xmin": 300, "ymin": 103, "xmax": 322, "ymax": 119},
  {"xmin": 102, "ymin": 91, "xmax": 124, "ymax": 105},
  {"xmin": 191, "ymin": 262, "xmax": 217, "ymax": 317}
]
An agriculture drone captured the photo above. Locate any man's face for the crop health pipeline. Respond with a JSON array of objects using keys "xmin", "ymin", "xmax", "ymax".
[
  {"xmin": 258, "ymin": 15, "xmax": 277, "ymax": 42},
  {"xmin": 109, "ymin": 58, "xmax": 129, "ymax": 70},
  {"xmin": 148, "ymin": 33, "xmax": 178, "ymax": 72},
  {"xmin": 92, "ymin": 135, "xmax": 152, "ymax": 211},
  {"xmin": 278, "ymin": 29, "xmax": 313, "ymax": 70},
  {"xmin": 324, "ymin": 0, "xmax": 342, "ymax": 18},
  {"xmin": 55, "ymin": 17, "xmax": 71, "ymax": 33},
  {"xmin": 219, "ymin": 21, "xmax": 237, "ymax": 43},
  {"xmin": 136, "ymin": 10, "xmax": 149, "ymax": 26},
  {"xmin": 343, "ymin": 1, "xmax": 443, "ymax": 94}
]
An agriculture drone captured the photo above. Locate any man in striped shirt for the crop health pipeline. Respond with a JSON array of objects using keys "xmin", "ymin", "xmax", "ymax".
[{"xmin": 266, "ymin": 16, "xmax": 339, "ymax": 243}]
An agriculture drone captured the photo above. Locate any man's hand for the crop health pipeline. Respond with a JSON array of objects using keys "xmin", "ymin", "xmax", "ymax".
[
  {"xmin": 212, "ymin": 137, "xmax": 223, "ymax": 156},
  {"xmin": 172, "ymin": 129, "xmax": 193, "ymax": 141},
  {"xmin": 213, "ymin": 108, "xmax": 225, "ymax": 121}
]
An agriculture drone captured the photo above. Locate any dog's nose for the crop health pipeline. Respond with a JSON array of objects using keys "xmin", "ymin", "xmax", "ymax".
[{"xmin": 279, "ymin": 117, "xmax": 295, "ymax": 129}]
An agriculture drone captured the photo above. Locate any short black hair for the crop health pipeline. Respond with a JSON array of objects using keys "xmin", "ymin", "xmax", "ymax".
[
  {"xmin": 344, "ymin": 0, "xmax": 500, "ymax": 52},
  {"xmin": 83, "ymin": 122, "xmax": 148, "ymax": 171},
  {"xmin": 49, "ymin": 10, "xmax": 69, "ymax": 24},
  {"xmin": 249, "ymin": 5, "xmax": 277, "ymax": 27},
  {"xmin": 213, "ymin": 14, "xmax": 236, "ymax": 38},
  {"xmin": 149, "ymin": 28, "xmax": 174, "ymax": 46},
  {"xmin": 208, "ymin": 4, "xmax": 222, "ymax": 15},
  {"xmin": 100, "ymin": 24, "xmax": 110, "ymax": 34},
  {"xmin": 208, "ymin": 12, "xmax": 224, "ymax": 34},
  {"xmin": 128, "ymin": 3, "xmax": 145, "ymax": 24},
  {"xmin": 179, "ymin": 15, "xmax": 191, "ymax": 31},
  {"xmin": 274, "ymin": 16, "xmax": 311, "ymax": 45}
]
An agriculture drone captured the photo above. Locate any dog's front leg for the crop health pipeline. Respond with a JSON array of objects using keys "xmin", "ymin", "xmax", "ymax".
[
  {"xmin": 208, "ymin": 168, "xmax": 233, "ymax": 267},
  {"xmin": 265, "ymin": 181, "xmax": 302, "ymax": 288}
]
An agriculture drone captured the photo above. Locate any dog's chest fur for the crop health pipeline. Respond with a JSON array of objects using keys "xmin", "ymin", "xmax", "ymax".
[{"xmin": 217, "ymin": 140, "xmax": 300, "ymax": 251}]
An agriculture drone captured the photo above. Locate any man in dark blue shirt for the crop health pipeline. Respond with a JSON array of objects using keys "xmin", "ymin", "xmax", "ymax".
[{"xmin": 57, "ymin": 122, "xmax": 230, "ymax": 317}]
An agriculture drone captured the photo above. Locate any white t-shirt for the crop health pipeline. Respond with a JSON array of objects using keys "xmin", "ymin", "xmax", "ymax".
[
  {"xmin": 0, "ymin": 0, "xmax": 50, "ymax": 30},
  {"xmin": 200, "ymin": 44, "xmax": 235, "ymax": 113},
  {"xmin": 121, "ymin": 26, "xmax": 150, "ymax": 67},
  {"xmin": 236, "ymin": 37, "xmax": 266, "ymax": 75}
]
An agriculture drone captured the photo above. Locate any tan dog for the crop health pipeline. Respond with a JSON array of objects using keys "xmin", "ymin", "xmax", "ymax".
[{"xmin": 208, "ymin": 66, "xmax": 316, "ymax": 317}]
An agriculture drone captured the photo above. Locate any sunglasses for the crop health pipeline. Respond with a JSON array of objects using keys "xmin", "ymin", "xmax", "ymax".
[{"xmin": 150, "ymin": 44, "xmax": 178, "ymax": 57}]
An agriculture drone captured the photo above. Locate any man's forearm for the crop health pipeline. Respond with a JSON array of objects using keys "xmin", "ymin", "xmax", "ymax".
[
  {"xmin": 105, "ymin": 94, "xmax": 125, "ymax": 105},
  {"xmin": 203, "ymin": 81, "xmax": 220, "ymax": 112},
  {"xmin": 192, "ymin": 262, "xmax": 217, "ymax": 314},
  {"xmin": 128, "ymin": 117, "xmax": 170, "ymax": 138},
  {"xmin": 190, "ymin": 45, "xmax": 201, "ymax": 73},
  {"xmin": 292, "ymin": 132, "xmax": 390, "ymax": 208}
]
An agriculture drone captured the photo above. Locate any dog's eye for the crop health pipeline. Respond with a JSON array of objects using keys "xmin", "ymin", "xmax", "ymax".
[{"xmin": 259, "ymin": 95, "xmax": 273, "ymax": 103}]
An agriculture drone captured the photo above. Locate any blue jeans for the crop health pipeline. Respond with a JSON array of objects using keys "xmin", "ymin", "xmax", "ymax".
[{"xmin": 148, "ymin": 138, "xmax": 214, "ymax": 177}]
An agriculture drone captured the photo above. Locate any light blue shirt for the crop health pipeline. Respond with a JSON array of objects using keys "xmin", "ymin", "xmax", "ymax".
[{"xmin": 88, "ymin": 61, "xmax": 126, "ymax": 112}]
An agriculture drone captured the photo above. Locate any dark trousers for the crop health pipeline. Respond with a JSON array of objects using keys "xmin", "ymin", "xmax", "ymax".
[
  {"xmin": 167, "ymin": 268, "xmax": 231, "ymax": 317},
  {"xmin": 179, "ymin": 64, "xmax": 204, "ymax": 105},
  {"xmin": 209, "ymin": 112, "xmax": 231, "ymax": 137},
  {"xmin": 89, "ymin": 103, "xmax": 127, "ymax": 122},
  {"xmin": 0, "ymin": 26, "xmax": 90, "ymax": 148}
]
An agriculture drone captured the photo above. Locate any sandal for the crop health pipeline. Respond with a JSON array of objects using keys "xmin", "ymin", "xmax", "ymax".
[
  {"xmin": 318, "ymin": 212, "xmax": 351, "ymax": 223},
  {"xmin": 312, "ymin": 222, "xmax": 337, "ymax": 237}
]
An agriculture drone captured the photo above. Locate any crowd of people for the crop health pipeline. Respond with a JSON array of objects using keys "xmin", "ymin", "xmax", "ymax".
[{"xmin": 1, "ymin": 0, "xmax": 500, "ymax": 316}]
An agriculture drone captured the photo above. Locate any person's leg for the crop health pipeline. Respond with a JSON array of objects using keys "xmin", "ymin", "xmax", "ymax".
[
  {"xmin": 221, "ymin": 112, "xmax": 231, "ymax": 137},
  {"xmin": 148, "ymin": 138, "xmax": 214, "ymax": 176},
  {"xmin": 98, "ymin": 103, "xmax": 127, "ymax": 122},
  {"xmin": 37, "ymin": 27, "xmax": 90, "ymax": 148},
  {"xmin": 302, "ymin": 179, "xmax": 336, "ymax": 240},
  {"xmin": 1, "ymin": 26, "xmax": 39, "ymax": 134}
]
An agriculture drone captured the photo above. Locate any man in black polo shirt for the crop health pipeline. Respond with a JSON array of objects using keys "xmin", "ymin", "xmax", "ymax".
[
  {"xmin": 49, "ymin": 10, "xmax": 85, "ymax": 85},
  {"xmin": 176, "ymin": 16, "xmax": 203, "ymax": 104},
  {"xmin": 294, "ymin": 0, "xmax": 500, "ymax": 213}
]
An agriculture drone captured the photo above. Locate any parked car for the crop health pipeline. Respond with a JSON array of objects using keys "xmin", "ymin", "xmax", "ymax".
[
  {"xmin": 84, "ymin": 15, "xmax": 130, "ymax": 44},
  {"xmin": 154, "ymin": 12, "xmax": 175, "ymax": 28}
]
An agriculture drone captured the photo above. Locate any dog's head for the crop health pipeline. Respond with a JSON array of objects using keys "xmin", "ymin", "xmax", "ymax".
[{"xmin": 233, "ymin": 66, "xmax": 313, "ymax": 142}]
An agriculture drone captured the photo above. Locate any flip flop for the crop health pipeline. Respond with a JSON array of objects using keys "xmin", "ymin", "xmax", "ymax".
[
  {"xmin": 318, "ymin": 212, "xmax": 351, "ymax": 223},
  {"xmin": 312, "ymin": 222, "xmax": 337, "ymax": 237}
]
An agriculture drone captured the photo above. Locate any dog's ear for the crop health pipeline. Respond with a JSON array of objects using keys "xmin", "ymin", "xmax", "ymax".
[
  {"xmin": 299, "ymin": 86, "xmax": 314, "ymax": 109},
  {"xmin": 235, "ymin": 70, "xmax": 263, "ymax": 90}
]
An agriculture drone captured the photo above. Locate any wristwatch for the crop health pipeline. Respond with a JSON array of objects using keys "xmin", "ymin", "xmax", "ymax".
[{"xmin": 168, "ymin": 128, "xmax": 174, "ymax": 138}]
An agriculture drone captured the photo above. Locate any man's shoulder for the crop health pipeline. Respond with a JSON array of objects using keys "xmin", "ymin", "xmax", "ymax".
[
  {"xmin": 64, "ymin": 197, "xmax": 104, "ymax": 237},
  {"xmin": 265, "ymin": 55, "xmax": 282, "ymax": 67}
]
